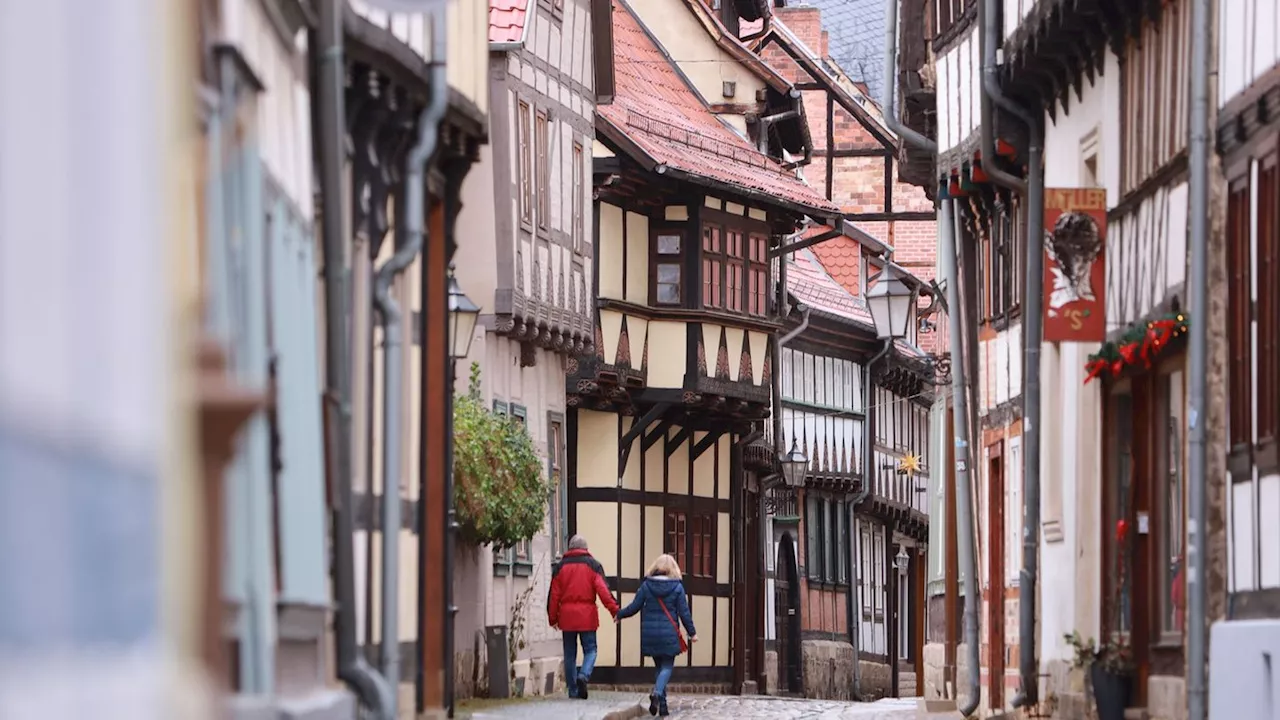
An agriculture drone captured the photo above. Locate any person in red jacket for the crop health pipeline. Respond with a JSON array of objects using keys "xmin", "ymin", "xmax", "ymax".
[{"xmin": 548, "ymin": 535, "xmax": 619, "ymax": 699}]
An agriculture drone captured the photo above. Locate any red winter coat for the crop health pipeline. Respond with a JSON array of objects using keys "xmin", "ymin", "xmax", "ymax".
[{"xmin": 548, "ymin": 549, "xmax": 619, "ymax": 631}]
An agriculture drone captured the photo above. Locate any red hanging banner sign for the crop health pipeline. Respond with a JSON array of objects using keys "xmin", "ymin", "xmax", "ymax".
[{"xmin": 1043, "ymin": 188, "xmax": 1108, "ymax": 343}]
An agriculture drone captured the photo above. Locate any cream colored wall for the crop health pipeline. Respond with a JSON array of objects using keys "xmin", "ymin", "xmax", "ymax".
[
  {"xmin": 596, "ymin": 202, "xmax": 649, "ymax": 303},
  {"xmin": 456, "ymin": 142, "xmax": 499, "ymax": 311},
  {"xmin": 625, "ymin": 0, "xmax": 767, "ymax": 120},
  {"xmin": 348, "ymin": 0, "xmax": 488, "ymax": 115},
  {"xmin": 574, "ymin": 410, "xmax": 736, "ymax": 668}
]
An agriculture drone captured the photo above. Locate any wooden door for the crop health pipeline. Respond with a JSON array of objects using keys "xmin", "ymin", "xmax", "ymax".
[
  {"xmin": 776, "ymin": 533, "xmax": 802, "ymax": 694},
  {"xmin": 986, "ymin": 442, "xmax": 1005, "ymax": 710}
]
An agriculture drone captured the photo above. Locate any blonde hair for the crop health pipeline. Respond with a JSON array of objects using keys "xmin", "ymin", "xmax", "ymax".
[{"xmin": 646, "ymin": 554, "xmax": 683, "ymax": 581}]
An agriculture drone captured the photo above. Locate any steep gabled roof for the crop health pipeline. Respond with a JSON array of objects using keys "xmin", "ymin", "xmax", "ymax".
[
  {"xmin": 599, "ymin": 0, "xmax": 838, "ymax": 217},
  {"xmin": 758, "ymin": 17, "xmax": 895, "ymax": 148},
  {"xmin": 488, "ymin": 0, "xmax": 529, "ymax": 45},
  {"xmin": 787, "ymin": 248, "xmax": 923, "ymax": 357}
]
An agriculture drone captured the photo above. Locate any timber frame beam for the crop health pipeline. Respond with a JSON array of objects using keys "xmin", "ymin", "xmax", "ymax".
[{"xmin": 617, "ymin": 402, "xmax": 672, "ymax": 484}]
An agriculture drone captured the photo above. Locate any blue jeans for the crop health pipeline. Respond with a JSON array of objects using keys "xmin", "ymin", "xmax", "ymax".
[
  {"xmin": 653, "ymin": 655, "xmax": 676, "ymax": 698},
  {"xmin": 562, "ymin": 631, "xmax": 598, "ymax": 697}
]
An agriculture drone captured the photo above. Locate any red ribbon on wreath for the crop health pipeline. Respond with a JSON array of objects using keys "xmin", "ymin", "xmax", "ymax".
[{"xmin": 1085, "ymin": 357, "xmax": 1109, "ymax": 384}]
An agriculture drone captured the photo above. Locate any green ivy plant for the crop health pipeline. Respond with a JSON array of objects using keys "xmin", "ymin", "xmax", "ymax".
[{"xmin": 453, "ymin": 363, "xmax": 551, "ymax": 549}]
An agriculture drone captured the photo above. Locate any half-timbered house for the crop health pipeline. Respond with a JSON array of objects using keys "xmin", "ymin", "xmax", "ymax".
[
  {"xmin": 773, "ymin": 249, "xmax": 935, "ymax": 700},
  {"xmin": 901, "ymin": 0, "xmax": 1230, "ymax": 716},
  {"xmin": 1218, "ymin": 0, "xmax": 1280, "ymax": 635},
  {"xmin": 745, "ymin": 3, "xmax": 941, "ymax": 702},
  {"xmin": 569, "ymin": 0, "xmax": 840, "ymax": 693},
  {"xmin": 447, "ymin": 0, "xmax": 605, "ymax": 699}
]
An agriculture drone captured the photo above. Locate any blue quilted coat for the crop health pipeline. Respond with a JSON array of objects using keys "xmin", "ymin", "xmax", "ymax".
[{"xmin": 617, "ymin": 575, "xmax": 697, "ymax": 658}]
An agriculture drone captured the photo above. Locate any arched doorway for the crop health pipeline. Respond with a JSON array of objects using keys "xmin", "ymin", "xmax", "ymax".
[{"xmin": 775, "ymin": 533, "xmax": 802, "ymax": 694}]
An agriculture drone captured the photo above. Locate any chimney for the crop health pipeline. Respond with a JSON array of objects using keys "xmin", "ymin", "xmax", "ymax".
[
  {"xmin": 775, "ymin": 6, "xmax": 822, "ymax": 52},
  {"xmin": 821, "ymin": 29, "xmax": 829, "ymax": 59}
]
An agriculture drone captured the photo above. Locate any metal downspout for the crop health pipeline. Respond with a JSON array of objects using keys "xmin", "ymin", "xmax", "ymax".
[
  {"xmin": 757, "ymin": 109, "xmax": 800, "ymax": 154},
  {"xmin": 1185, "ymin": 0, "xmax": 1211, "ymax": 717},
  {"xmin": 979, "ymin": 0, "xmax": 1045, "ymax": 707},
  {"xmin": 373, "ymin": 14, "xmax": 449, "ymax": 719},
  {"xmin": 315, "ymin": 0, "xmax": 394, "ymax": 713},
  {"xmin": 880, "ymin": 0, "xmax": 936, "ymax": 153},
  {"xmin": 943, "ymin": 198, "xmax": 981, "ymax": 718},
  {"xmin": 853, "ymin": 338, "xmax": 892, "ymax": 699}
]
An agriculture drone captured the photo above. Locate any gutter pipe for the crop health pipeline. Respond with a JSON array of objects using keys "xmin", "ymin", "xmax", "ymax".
[
  {"xmin": 944, "ymin": 197, "xmax": 982, "ymax": 718},
  {"xmin": 880, "ymin": 0, "xmax": 936, "ymax": 153},
  {"xmin": 316, "ymin": 0, "xmax": 395, "ymax": 714},
  {"xmin": 372, "ymin": 13, "xmax": 449, "ymax": 719},
  {"xmin": 979, "ymin": 0, "xmax": 1045, "ymax": 708},
  {"xmin": 1186, "ymin": 0, "xmax": 1210, "ymax": 717}
]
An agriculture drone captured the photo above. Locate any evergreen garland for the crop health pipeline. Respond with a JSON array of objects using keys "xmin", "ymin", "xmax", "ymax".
[{"xmin": 1083, "ymin": 312, "xmax": 1189, "ymax": 384}]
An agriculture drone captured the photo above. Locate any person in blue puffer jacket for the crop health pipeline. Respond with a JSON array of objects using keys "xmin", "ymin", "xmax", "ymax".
[{"xmin": 615, "ymin": 554, "xmax": 697, "ymax": 717}]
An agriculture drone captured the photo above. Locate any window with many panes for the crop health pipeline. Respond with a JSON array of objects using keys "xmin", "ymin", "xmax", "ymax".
[
  {"xmin": 805, "ymin": 495, "xmax": 850, "ymax": 585},
  {"xmin": 493, "ymin": 402, "xmax": 533, "ymax": 576},
  {"xmin": 665, "ymin": 510, "xmax": 713, "ymax": 578},
  {"xmin": 699, "ymin": 213, "xmax": 771, "ymax": 315},
  {"xmin": 979, "ymin": 200, "xmax": 1021, "ymax": 323}
]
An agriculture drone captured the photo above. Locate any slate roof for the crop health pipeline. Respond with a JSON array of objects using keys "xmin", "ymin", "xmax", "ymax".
[
  {"xmin": 598, "ymin": 0, "xmax": 839, "ymax": 217},
  {"xmin": 489, "ymin": 0, "xmax": 528, "ymax": 44},
  {"xmin": 792, "ymin": 0, "xmax": 886, "ymax": 100}
]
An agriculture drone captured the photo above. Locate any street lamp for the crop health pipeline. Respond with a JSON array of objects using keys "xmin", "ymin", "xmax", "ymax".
[
  {"xmin": 779, "ymin": 439, "xmax": 809, "ymax": 488},
  {"xmin": 448, "ymin": 268, "xmax": 480, "ymax": 360},
  {"xmin": 895, "ymin": 544, "xmax": 910, "ymax": 577},
  {"xmin": 866, "ymin": 265, "xmax": 914, "ymax": 340}
]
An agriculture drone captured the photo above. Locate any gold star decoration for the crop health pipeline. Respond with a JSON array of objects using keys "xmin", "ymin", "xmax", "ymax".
[{"xmin": 897, "ymin": 453, "xmax": 921, "ymax": 477}]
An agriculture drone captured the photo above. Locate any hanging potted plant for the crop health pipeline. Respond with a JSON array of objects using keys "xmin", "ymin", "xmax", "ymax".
[{"xmin": 452, "ymin": 363, "xmax": 552, "ymax": 549}]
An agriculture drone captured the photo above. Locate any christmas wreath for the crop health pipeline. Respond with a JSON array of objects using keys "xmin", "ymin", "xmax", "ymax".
[{"xmin": 1083, "ymin": 312, "xmax": 1189, "ymax": 384}]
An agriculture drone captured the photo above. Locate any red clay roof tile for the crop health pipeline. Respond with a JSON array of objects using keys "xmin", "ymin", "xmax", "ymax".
[
  {"xmin": 489, "ymin": 0, "xmax": 528, "ymax": 44},
  {"xmin": 600, "ymin": 0, "xmax": 838, "ymax": 216}
]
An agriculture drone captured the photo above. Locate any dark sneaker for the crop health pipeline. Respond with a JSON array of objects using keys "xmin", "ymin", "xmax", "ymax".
[
  {"xmin": 576, "ymin": 675, "xmax": 589, "ymax": 700},
  {"xmin": 648, "ymin": 693, "xmax": 659, "ymax": 716},
  {"xmin": 658, "ymin": 699, "xmax": 670, "ymax": 717}
]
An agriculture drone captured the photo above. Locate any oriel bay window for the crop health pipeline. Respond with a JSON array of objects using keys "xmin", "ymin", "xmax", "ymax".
[{"xmin": 699, "ymin": 212, "xmax": 770, "ymax": 316}]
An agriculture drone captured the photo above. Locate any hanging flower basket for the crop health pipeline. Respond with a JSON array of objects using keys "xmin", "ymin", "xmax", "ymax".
[{"xmin": 452, "ymin": 363, "xmax": 552, "ymax": 549}]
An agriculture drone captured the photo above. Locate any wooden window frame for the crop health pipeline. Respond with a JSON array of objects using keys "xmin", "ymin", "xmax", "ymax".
[
  {"xmin": 518, "ymin": 101, "xmax": 533, "ymax": 230},
  {"xmin": 699, "ymin": 210, "xmax": 771, "ymax": 316},
  {"xmin": 1227, "ymin": 173, "xmax": 1253, "ymax": 457},
  {"xmin": 651, "ymin": 228, "xmax": 685, "ymax": 307},
  {"xmin": 1156, "ymin": 366, "xmax": 1187, "ymax": 643},
  {"xmin": 806, "ymin": 493, "xmax": 851, "ymax": 588},
  {"xmin": 1120, "ymin": 0, "xmax": 1190, "ymax": 194},
  {"xmin": 572, "ymin": 141, "xmax": 584, "ymax": 254},
  {"xmin": 1258, "ymin": 153, "xmax": 1280, "ymax": 456},
  {"xmin": 548, "ymin": 413, "xmax": 567, "ymax": 559},
  {"xmin": 492, "ymin": 401, "xmax": 534, "ymax": 576},
  {"xmin": 931, "ymin": 0, "xmax": 974, "ymax": 42},
  {"xmin": 534, "ymin": 109, "xmax": 550, "ymax": 235},
  {"xmin": 665, "ymin": 509, "xmax": 714, "ymax": 579}
]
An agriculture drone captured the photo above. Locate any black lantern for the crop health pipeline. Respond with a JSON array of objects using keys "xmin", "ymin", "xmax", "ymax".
[
  {"xmin": 447, "ymin": 269, "xmax": 480, "ymax": 360},
  {"xmin": 867, "ymin": 265, "xmax": 914, "ymax": 340},
  {"xmin": 779, "ymin": 440, "xmax": 809, "ymax": 488}
]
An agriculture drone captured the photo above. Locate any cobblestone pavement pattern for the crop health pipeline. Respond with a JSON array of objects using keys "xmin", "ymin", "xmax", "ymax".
[{"xmin": 468, "ymin": 693, "xmax": 921, "ymax": 720}]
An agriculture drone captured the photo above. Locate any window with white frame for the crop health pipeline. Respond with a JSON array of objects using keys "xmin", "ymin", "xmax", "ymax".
[{"xmin": 1006, "ymin": 437, "xmax": 1023, "ymax": 586}]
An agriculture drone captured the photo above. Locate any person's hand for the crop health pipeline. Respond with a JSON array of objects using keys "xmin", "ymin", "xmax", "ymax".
[
  {"xmin": 689, "ymin": 635, "xmax": 698, "ymax": 643},
  {"xmin": 613, "ymin": 616, "xmax": 620, "ymax": 624}
]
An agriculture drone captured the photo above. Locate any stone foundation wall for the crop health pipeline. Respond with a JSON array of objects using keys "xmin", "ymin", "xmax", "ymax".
[
  {"xmin": 1042, "ymin": 658, "xmax": 1091, "ymax": 720},
  {"xmin": 763, "ymin": 650, "xmax": 779, "ymax": 695},
  {"xmin": 859, "ymin": 659, "xmax": 891, "ymax": 700},
  {"xmin": 922, "ymin": 643, "xmax": 947, "ymax": 699},
  {"xmin": 1148, "ymin": 675, "xmax": 1186, "ymax": 720},
  {"xmin": 800, "ymin": 640, "xmax": 855, "ymax": 700}
]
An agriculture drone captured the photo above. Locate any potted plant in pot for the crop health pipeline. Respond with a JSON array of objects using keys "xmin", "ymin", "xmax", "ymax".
[{"xmin": 1064, "ymin": 632, "xmax": 1135, "ymax": 720}]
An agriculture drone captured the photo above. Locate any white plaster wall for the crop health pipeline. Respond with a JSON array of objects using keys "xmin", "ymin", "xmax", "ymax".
[
  {"xmin": 1035, "ymin": 48, "xmax": 1120, "ymax": 668},
  {"xmin": 1220, "ymin": 0, "xmax": 1280, "ymax": 108},
  {"xmin": 935, "ymin": 26, "xmax": 980, "ymax": 155}
]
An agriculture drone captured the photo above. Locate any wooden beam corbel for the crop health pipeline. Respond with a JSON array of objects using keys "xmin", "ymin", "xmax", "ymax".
[{"xmin": 617, "ymin": 402, "xmax": 672, "ymax": 485}]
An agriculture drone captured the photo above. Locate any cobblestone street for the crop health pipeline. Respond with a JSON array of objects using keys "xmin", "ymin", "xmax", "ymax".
[{"xmin": 465, "ymin": 692, "xmax": 922, "ymax": 720}]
